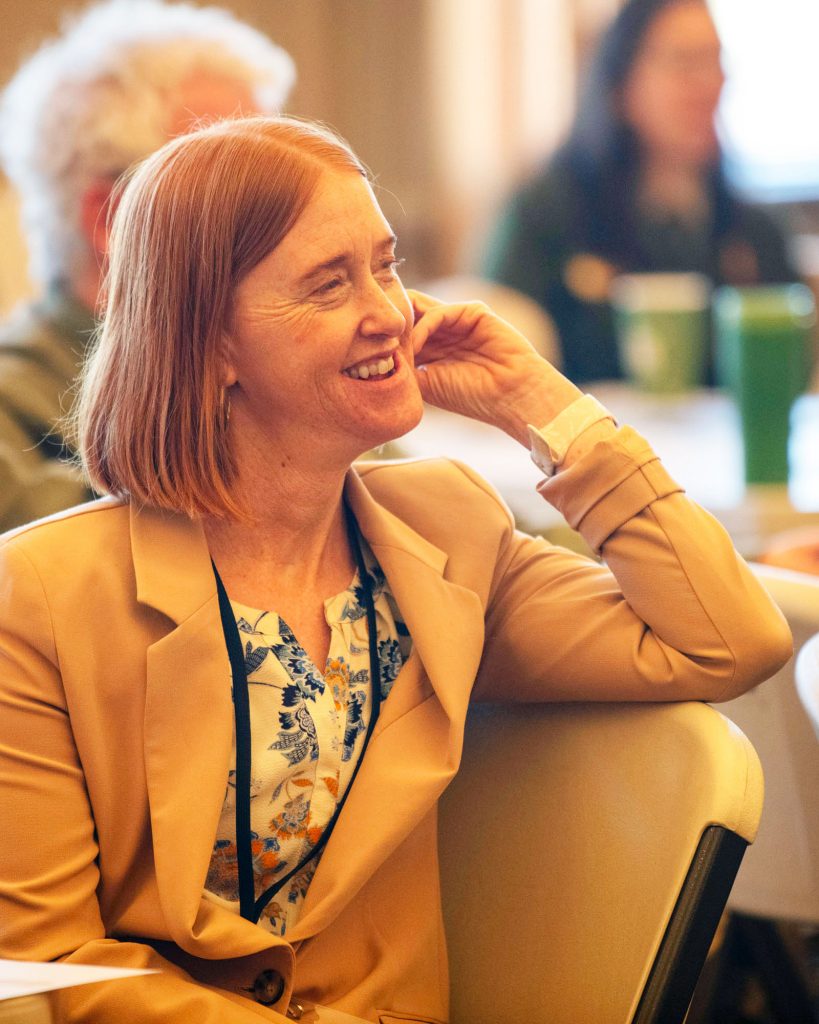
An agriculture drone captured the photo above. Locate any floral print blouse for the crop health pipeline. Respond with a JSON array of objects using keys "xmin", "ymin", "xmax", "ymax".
[{"xmin": 204, "ymin": 547, "xmax": 411, "ymax": 936}]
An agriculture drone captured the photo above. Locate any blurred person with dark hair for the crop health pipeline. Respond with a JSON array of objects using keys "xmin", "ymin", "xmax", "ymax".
[
  {"xmin": 482, "ymin": 0, "xmax": 797, "ymax": 385},
  {"xmin": 0, "ymin": 0, "xmax": 294, "ymax": 531}
]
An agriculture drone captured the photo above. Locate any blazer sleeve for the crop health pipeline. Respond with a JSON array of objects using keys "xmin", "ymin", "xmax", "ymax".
[
  {"xmin": 472, "ymin": 426, "xmax": 793, "ymax": 704},
  {"xmin": 0, "ymin": 541, "xmax": 293, "ymax": 1023}
]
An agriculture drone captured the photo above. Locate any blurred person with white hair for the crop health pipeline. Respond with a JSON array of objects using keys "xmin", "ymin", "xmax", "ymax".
[{"xmin": 0, "ymin": 0, "xmax": 295, "ymax": 532}]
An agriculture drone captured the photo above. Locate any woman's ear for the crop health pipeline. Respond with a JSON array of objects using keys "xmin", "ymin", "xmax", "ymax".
[{"xmin": 220, "ymin": 335, "xmax": 239, "ymax": 388}]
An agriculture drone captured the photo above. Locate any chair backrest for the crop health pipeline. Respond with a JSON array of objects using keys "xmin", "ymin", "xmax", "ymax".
[
  {"xmin": 717, "ymin": 563, "xmax": 819, "ymax": 922},
  {"xmin": 438, "ymin": 700, "xmax": 762, "ymax": 1024},
  {"xmin": 0, "ymin": 994, "xmax": 52, "ymax": 1023},
  {"xmin": 416, "ymin": 275, "xmax": 561, "ymax": 366},
  {"xmin": 796, "ymin": 632, "xmax": 819, "ymax": 741}
]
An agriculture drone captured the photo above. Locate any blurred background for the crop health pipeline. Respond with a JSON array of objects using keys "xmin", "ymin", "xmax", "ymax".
[{"xmin": 2, "ymin": 0, "xmax": 817, "ymax": 317}]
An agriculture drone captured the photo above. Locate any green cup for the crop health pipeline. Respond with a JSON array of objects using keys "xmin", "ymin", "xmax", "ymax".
[
  {"xmin": 611, "ymin": 273, "xmax": 710, "ymax": 393},
  {"xmin": 713, "ymin": 284, "xmax": 815, "ymax": 485}
]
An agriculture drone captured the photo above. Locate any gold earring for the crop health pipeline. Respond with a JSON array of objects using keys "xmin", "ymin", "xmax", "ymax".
[{"xmin": 219, "ymin": 388, "xmax": 231, "ymax": 430}]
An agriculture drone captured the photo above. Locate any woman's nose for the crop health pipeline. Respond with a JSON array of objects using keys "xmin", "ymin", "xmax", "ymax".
[
  {"xmin": 359, "ymin": 282, "xmax": 407, "ymax": 339},
  {"xmin": 695, "ymin": 52, "xmax": 726, "ymax": 99}
]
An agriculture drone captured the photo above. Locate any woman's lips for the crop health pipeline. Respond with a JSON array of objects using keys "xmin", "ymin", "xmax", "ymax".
[{"xmin": 343, "ymin": 353, "xmax": 397, "ymax": 380}]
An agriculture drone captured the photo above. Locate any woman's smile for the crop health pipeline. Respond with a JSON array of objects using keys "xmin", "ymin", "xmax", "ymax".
[
  {"xmin": 225, "ymin": 169, "xmax": 423, "ymax": 459},
  {"xmin": 342, "ymin": 350, "xmax": 399, "ymax": 381}
]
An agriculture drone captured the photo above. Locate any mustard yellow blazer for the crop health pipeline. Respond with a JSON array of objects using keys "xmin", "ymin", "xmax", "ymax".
[{"xmin": 0, "ymin": 430, "xmax": 791, "ymax": 1023}]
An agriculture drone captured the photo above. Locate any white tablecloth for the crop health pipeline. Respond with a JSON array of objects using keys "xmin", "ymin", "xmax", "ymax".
[{"xmin": 393, "ymin": 384, "xmax": 819, "ymax": 557}]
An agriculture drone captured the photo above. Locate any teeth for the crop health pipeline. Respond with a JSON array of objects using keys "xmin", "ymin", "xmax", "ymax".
[{"xmin": 345, "ymin": 355, "xmax": 395, "ymax": 380}]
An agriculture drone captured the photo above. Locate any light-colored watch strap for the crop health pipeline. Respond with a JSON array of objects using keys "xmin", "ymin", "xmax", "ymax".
[{"xmin": 527, "ymin": 393, "xmax": 614, "ymax": 477}]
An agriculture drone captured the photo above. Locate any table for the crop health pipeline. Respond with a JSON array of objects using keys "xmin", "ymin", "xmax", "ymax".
[
  {"xmin": 392, "ymin": 384, "xmax": 819, "ymax": 557},
  {"xmin": 0, "ymin": 995, "xmax": 52, "ymax": 1023}
]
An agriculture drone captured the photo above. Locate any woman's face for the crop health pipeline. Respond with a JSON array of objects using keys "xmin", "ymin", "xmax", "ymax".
[
  {"xmin": 225, "ymin": 170, "xmax": 423, "ymax": 463},
  {"xmin": 620, "ymin": 0, "xmax": 725, "ymax": 168}
]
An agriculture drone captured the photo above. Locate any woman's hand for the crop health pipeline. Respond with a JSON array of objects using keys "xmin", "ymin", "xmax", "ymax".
[{"xmin": 408, "ymin": 289, "xmax": 582, "ymax": 445}]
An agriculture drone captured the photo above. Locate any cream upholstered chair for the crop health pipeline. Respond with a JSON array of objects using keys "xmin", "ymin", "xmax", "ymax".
[
  {"xmin": 438, "ymin": 700, "xmax": 763, "ymax": 1024},
  {"xmin": 416, "ymin": 276, "xmax": 561, "ymax": 366},
  {"xmin": 0, "ymin": 994, "xmax": 52, "ymax": 1023},
  {"xmin": 718, "ymin": 565, "xmax": 819, "ymax": 923},
  {"xmin": 694, "ymin": 564, "xmax": 819, "ymax": 1022}
]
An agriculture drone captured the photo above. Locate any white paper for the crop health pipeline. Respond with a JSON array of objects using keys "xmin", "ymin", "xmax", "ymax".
[{"xmin": 0, "ymin": 960, "xmax": 156, "ymax": 1000}]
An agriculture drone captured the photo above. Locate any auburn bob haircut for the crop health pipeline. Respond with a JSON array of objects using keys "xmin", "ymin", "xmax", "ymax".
[{"xmin": 76, "ymin": 116, "xmax": 367, "ymax": 519}]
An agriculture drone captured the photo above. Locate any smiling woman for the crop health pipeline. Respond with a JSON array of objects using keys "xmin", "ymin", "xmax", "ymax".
[
  {"xmin": 224, "ymin": 171, "xmax": 422, "ymax": 473},
  {"xmin": 0, "ymin": 116, "xmax": 793, "ymax": 1024},
  {"xmin": 79, "ymin": 118, "xmax": 374, "ymax": 521}
]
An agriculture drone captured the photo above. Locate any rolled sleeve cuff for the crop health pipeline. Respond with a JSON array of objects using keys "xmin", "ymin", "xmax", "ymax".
[{"xmin": 537, "ymin": 425, "xmax": 684, "ymax": 551}]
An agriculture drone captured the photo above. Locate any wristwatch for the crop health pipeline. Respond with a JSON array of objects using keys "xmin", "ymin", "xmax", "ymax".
[{"xmin": 527, "ymin": 394, "xmax": 614, "ymax": 478}]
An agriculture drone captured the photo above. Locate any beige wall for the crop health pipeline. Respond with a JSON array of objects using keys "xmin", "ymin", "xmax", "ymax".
[{"xmin": 0, "ymin": 0, "xmax": 607, "ymax": 315}]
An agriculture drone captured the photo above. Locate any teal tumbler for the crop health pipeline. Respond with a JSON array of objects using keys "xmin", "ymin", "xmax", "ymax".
[{"xmin": 713, "ymin": 284, "xmax": 815, "ymax": 485}]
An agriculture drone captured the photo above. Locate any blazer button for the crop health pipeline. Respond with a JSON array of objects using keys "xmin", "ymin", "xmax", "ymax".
[{"xmin": 253, "ymin": 969, "xmax": 285, "ymax": 1006}]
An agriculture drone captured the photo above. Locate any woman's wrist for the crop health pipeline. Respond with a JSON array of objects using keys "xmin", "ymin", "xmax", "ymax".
[
  {"xmin": 501, "ymin": 375, "xmax": 583, "ymax": 447},
  {"xmin": 526, "ymin": 394, "xmax": 617, "ymax": 477}
]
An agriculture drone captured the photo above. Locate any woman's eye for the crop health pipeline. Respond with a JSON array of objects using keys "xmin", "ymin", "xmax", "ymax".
[
  {"xmin": 315, "ymin": 276, "xmax": 345, "ymax": 295},
  {"xmin": 380, "ymin": 257, "xmax": 406, "ymax": 279}
]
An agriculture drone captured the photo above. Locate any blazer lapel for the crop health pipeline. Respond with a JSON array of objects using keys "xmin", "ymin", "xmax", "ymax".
[
  {"xmin": 130, "ymin": 469, "xmax": 487, "ymax": 951},
  {"xmin": 132, "ymin": 506, "xmax": 263, "ymax": 953},
  {"xmin": 287, "ymin": 471, "xmax": 485, "ymax": 942}
]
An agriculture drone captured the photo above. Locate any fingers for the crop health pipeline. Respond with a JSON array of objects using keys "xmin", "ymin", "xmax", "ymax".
[
  {"xmin": 408, "ymin": 291, "xmax": 450, "ymax": 354},
  {"xmin": 410, "ymin": 294, "xmax": 489, "ymax": 324},
  {"xmin": 410, "ymin": 301, "xmax": 489, "ymax": 356},
  {"xmin": 407, "ymin": 289, "xmax": 449, "ymax": 355},
  {"xmin": 409, "ymin": 300, "xmax": 449, "ymax": 356},
  {"xmin": 406, "ymin": 288, "xmax": 442, "ymax": 323},
  {"xmin": 407, "ymin": 289, "xmax": 487, "ymax": 333},
  {"xmin": 413, "ymin": 363, "xmax": 432, "ymax": 402}
]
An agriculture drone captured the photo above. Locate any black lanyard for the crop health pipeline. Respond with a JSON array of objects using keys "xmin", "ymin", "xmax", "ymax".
[{"xmin": 212, "ymin": 502, "xmax": 382, "ymax": 924}]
